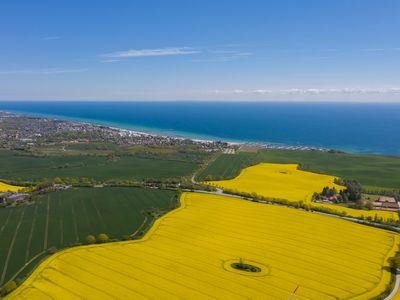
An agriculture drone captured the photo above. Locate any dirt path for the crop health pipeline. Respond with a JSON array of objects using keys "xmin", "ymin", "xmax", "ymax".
[{"xmin": 191, "ymin": 152, "xmax": 221, "ymax": 183}]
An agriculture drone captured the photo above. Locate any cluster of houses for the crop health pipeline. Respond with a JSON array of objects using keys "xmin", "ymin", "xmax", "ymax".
[
  {"xmin": 373, "ymin": 196, "xmax": 400, "ymax": 212},
  {"xmin": 0, "ymin": 192, "xmax": 30, "ymax": 206},
  {"xmin": 315, "ymin": 193, "xmax": 400, "ymax": 212}
]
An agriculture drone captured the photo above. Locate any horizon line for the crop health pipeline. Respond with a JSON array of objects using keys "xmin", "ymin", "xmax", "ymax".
[{"xmin": 1, "ymin": 99, "xmax": 400, "ymax": 104}]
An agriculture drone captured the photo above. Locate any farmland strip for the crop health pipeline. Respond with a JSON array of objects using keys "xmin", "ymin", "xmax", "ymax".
[
  {"xmin": 71, "ymin": 252, "xmax": 215, "ymax": 300},
  {"xmin": 56, "ymin": 256, "xmax": 154, "ymax": 299},
  {"xmin": 58, "ymin": 194, "xmax": 64, "ymax": 245},
  {"xmin": 90, "ymin": 191, "xmax": 107, "ymax": 232},
  {"xmin": 0, "ymin": 209, "xmax": 25, "ymax": 285},
  {"xmin": 0, "ymin": 210, "xmax": 12, "ymax": 237},
  {"xmin": 43, "ymin": 196, "xmax": 50, "ymax": 249},
  {"xmin": 71, "ymin": 204, "xmax": 79, "ymax": 242},
  {"xmin": 25, "ymin": 204, "xmax": 38, "ymax": 262}
]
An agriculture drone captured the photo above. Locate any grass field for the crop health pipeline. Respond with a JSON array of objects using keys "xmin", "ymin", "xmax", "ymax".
[
  {"xmin": 0, "ymin": 182, "xmax": 24, "ymax": 193},
  {"xmin": 0, "ymin": 187, "xmax": 177, "ymax": 286},
  {"xmin": 196, "ymin": 149, "xmax": 400, "ymax": 189},
  {"xmin": 206, "ymin": 163, "xmax": 399, "ymax": 221},
  {"xmin": 0, "ymin": 149, "xmax": 203, "ymax": 182},
  {"xmin": 7, "ymin": 192, "xmax": 398, "ymax": 300}
]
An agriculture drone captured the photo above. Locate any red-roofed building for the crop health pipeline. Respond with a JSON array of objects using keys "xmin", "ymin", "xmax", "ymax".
[{"xmin": 373, "ymin": 196, "xmax": 399, "ymax": 211}]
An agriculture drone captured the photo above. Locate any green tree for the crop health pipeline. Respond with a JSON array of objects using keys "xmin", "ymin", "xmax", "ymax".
[
  {"xmin": 388, "ymin": 256, "xmax": 400, "ymax": 271},
  {"xmin": 86, "ymin": 234, "xmax": 96, "ymax": 244},
  {"xmin": 54, "ymin": 177, "xmax": 63, "ymax": 184},
  {"xmin": 340, "ymin": 179, "xmax": 362, "ymax": 202},
  {"xmin": 97, "ymin": 233, "xmax": 109, "ymax": 243},
  {"xmin": 0, "ymin": 280, "xmax": 17, "ymax": 296}
]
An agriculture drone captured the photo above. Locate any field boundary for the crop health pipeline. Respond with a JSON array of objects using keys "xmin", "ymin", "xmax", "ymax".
[
  {"xmin": 6, "ymin": 192, "xmax": 400, "ymax": 300},
  {"xmin": 6, "ymin": 191, "xmax": 187, "ymax": 298},
  {"xmin": 7, "ymin": 251, "xmax": 46, "ymax": 286},
  {"xmin": 385, "ymin": 272, "xmax": 400, "ymax": 300},
  {"xmin": 352, "ymin": 234, "xmax": 400, "ymax": 299},
  {"xmin": 193, "ymin": 151, "xmax": 222, "ymax": 182},
  {"xmin": 1, "ymin": 187, "xmax": 178, "ymax": 293}
]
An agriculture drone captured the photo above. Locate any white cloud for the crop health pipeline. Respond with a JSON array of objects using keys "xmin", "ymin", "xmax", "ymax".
[
  {"xmin": 214, "ymin": 87, "xmax": 400, "ymax": 95},
  {"xmin": 102, "ymin": 47, "xmax": 200, "ymax": 58},
  {"xmin": 252, "ymin": 89, "xmax": 273, "ymax": 94},
  {"xmin": 0, "ymin": 68, "xmax": 87, "ymax": 75},
  {"xmin": 100, "ymin": 59, "xmax": 120, "ymax": 63}
]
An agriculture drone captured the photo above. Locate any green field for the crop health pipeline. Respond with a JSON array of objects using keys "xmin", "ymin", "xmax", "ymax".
[
  {"xmin": 0, "ymin": 187, "xmax": 177, "ymax": 286},
  {"xmin": 196, "ymin": 149, "xmax": 400, "ymax": 189},
  {"xmin": 0, "ymin": 149, "xmax": 205, "ymax": 182}
]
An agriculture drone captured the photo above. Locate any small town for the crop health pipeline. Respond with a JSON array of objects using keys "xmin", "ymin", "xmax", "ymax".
[{"xmin": 0, "ymin": 111, "xmax": 231, "ymax": 152}]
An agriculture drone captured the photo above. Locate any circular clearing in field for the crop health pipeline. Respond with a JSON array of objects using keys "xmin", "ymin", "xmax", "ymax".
[{"xmin": 222, "ymin": 259, "xmax": 270, "ymax": 277}]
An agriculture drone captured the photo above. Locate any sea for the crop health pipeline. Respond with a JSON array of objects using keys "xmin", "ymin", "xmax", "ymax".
[{"xmin": 0, "ymin": 101, "xmax": 399, "ymax": 156}]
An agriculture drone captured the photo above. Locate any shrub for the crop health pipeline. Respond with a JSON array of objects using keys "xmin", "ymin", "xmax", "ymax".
[
  {"xmin": 97, "ymin": 233, "xmax": 109, "ymax": 243},
  {"xmin": 86, "ymin": 234, "xmax": 96, "ymax": 244}
]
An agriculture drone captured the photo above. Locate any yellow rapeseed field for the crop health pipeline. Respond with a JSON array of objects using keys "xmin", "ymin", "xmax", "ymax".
[
  {"xmin": 0, "ymin": 181, "xmax": 24, "ymax": 192},
  {"xmin": 206, "ymin": 163, "xmax": 399, "ymax": 221},
  {"xmin": 8, "ymin": 192, "xmax": 399, "ymax": 300},
  {"xmin": 206, "ymin": 163, "xmax": 344, "ymax": 203}
]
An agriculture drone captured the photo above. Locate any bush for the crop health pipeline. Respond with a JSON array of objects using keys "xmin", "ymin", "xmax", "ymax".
[
  {"xmin": 86, "ymin": 234, "xmax": 96, "ymax": 244},
  {"xmin": 97, "ymin": 233, "xmax": 109, "ymax": 243},
  {"xmin": 388, "ymin": 256, "xmax": 400, "ymax": 271}
]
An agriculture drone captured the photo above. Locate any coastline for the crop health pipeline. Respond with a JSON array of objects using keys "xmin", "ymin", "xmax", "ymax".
[
  {"xmin": 0, "ymin": 109, "xmax": 233, "ymax": 144},
  {"xmin": 0, "ymin": 109, "xmax": 333, "ymax": 153},
  {"xmin": 1, "ymin": 101, "xmax": 400, "ymax": 155}
]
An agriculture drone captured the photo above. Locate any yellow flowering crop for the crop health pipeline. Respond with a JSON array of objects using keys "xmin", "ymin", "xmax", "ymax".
[
  {"xmin": 206, "ymin": 163, "xmax": 398, "ymax": 221},
  {"xmin": 0, "ymin": 181, "xmax": 24, "ymax": 192},
  {"xmin": 8, "ymin": 192, "xmax": 398, "ymax": 300},
  {"xmin": 206, "ymin": 163, "xmax": 344, "ymax": 203}
]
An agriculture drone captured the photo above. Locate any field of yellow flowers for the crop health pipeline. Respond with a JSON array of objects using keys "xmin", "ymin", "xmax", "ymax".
[
  {"xmin": 0, "ymin": 181, "xmax": 23, "ymax": 193},
  {"xmin": 8, "ymin": 192, "xmax": 398, "ymax": 300},
  {"xmin": 206, "ymin": 163, "xmax": 399, "ymax": 221}
]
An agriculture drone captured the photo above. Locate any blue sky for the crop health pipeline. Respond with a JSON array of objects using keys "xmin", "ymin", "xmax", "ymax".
[{"xmin": 1, "ymin": 0, "xmax": 400, "ymax": 101}]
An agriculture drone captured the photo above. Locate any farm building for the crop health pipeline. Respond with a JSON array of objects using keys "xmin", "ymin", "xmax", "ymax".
[
  {"xmin": 0, "ymin": 192, "xmax": 31, "ymax": 206},
  {"xmin": 0, "ymin": 192, "xmax": 12, "ymax": 203},
  {"xmin": 7, "ymin": 193, "xmax": 30, "ymax": 202},
  {"xmin": 373, "ymin": 196, "xmax": 399, "ymax": 211}
]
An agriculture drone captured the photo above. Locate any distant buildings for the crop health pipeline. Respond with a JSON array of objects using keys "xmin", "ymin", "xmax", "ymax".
[
  {"xmin": 0, "ymin": 112, "xmax": 231, "ymax": 152},
  {"xmin": 373, "ymin": 196, "xmax": 399, "ymax": 211},
  {"xmin": 0, "ymin": 192, "xmax": 30, "ymax": 206},
  {"xmin": 0, "ymin": 192, "xmax": 12, "ymax": 204}
]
